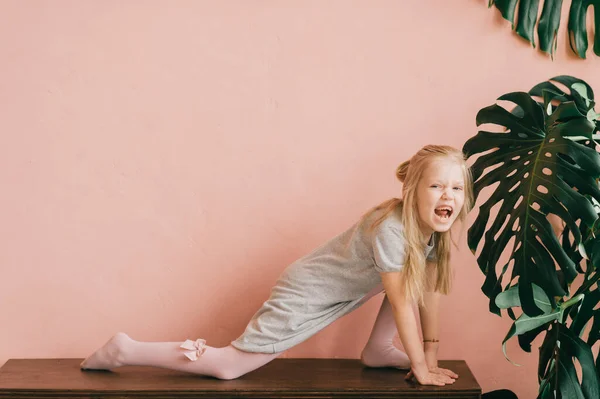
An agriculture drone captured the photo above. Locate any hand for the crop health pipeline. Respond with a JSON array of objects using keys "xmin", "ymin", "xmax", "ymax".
[
  {"xmin": 429, "ymin": 366, "xmax": 458, "ymax": 379},
  {"xmin": 405, "ymin": 366, "xmax": 457, "ymax": 386}
]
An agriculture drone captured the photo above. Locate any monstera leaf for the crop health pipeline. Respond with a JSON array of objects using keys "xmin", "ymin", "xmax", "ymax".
[
  {"xmin": 537, "ymin": 323, "xmax": 600, "ymax": 399},
  {"xmin": 464, "ymin": 76, "xmax": 600, "ymax": 399},
  {"xmin": 464, "ymin": 84, "xmax": 600, "ymax": 316},
  {"xmin": 489, "ymin": 0, "xmax": 600, "ymax": 59}
]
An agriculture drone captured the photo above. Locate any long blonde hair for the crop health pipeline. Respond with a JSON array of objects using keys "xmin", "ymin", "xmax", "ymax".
[{"xmin": 368, "ymin": 145, "xmax": 474, "ymax": 304}]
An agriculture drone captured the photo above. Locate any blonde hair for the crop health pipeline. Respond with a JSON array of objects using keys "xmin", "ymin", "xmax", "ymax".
[{"xmin": 368, "ymin": 145, "xmax": 474, "ymax": 305}]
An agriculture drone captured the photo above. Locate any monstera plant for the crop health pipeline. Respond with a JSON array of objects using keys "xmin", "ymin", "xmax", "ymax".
[
  {"xmin": 488, "ymin": 0, "xmax": 600, "ymax": 59},
  {"xmin": 463, "ymin": 76, "xmax": 600, "ymax": 398}
]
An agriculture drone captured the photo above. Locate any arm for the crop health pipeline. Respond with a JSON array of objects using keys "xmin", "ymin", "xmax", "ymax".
[
  {"xmin": 380, "ymin": 271, "xmax": 455, "ymax": 386},
  {"xmin": 419, "ymin": 261, "xmax": 441, "ymax": 369},
  {"xmin": 418, "ymin": 261, "xmax": 458, "ymax": 378}
]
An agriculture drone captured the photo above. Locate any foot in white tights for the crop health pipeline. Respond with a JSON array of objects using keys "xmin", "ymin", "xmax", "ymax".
[
  {"xmin": 80, "ymin": 332, "xmax": 132, "ymax": 370},
  {"xmin": 361, "ymin": 342, "xmax": 410, "ymax": 369},
  {"xmin": 360, "ymin": 295, "xmax": 411, "ymax": 369}
]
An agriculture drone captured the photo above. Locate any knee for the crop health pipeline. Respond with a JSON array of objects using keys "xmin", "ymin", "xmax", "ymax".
[
  {"xmin": 213, "ymin": 370, "xmax": 241, "ymax": 380},
  {"xmin": 360, "ymin": 347, "xmax": 377, "ymax": 368},
  {"xmin": 360, "ymin": 342, "xmax": 397, "ymax": 368},
  {"xmin": 213, "ymin": 368, "xmax": 248, "ymax": 380},
  {"xmin": 360, "ymin": 353, "xmax": 371, "ymax": 368}
]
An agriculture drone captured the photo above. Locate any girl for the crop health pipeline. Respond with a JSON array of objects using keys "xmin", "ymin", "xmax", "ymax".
[{"xmin": 80, "ymin": 144, "xmax": 473, "ymax": 387}]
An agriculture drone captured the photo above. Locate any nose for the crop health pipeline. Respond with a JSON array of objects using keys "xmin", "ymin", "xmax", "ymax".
[{"xmin": 442, "ymin": 188, "xmax": 454, "ymax": 200}]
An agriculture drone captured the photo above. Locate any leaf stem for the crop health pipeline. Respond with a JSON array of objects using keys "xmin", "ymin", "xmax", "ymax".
[
  {"xmin": 574, "ymin": 270, "xmax": 600, "ymax": 296},
  {"xmin": 554, "ymin": 325, "xmax": 559, "ymax": 399},
  {"xmin": 561, "ymin": 294, "xmax": 585, "ymax": 311}
]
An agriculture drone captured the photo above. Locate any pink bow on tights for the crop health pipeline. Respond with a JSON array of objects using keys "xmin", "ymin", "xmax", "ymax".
[{"xmin": 180, "ymin": 338, "xmax": 207, "ymax": 361}]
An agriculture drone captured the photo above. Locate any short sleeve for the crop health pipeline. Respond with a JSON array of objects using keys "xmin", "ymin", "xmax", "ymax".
[
  {"xmin": 372, "ymin": 222, "xmax": 406, "ymax": 273},
  {"xmin": 425, "ymin": 234, "xmax": 437, "ymax": 263},
  {"xmin": 426, "ymin": 246, "xmax": 437, "ymax": 262}
]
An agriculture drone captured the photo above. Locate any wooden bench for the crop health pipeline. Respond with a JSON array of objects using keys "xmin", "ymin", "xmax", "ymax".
[{"xmin": 0, "ymin": 358, "xmax": 482, "ymax": 398}]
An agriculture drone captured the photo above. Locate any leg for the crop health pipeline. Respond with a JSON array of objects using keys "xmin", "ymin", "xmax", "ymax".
[
  {"xmin": 360, "ymin": 295, "xmax": 410, "ymax": 369},
  {"xmin": 80, "ymin": 333, "xmax": 279, "ymax": 380}
]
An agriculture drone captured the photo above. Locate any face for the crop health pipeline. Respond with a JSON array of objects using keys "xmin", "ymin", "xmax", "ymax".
[{"xmin": 415, "ymin": 158, "xmax": 466, "ymax": 239}]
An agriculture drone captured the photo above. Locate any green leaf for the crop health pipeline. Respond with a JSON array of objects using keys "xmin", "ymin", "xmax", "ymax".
[
  {"xmin": 518, "ymin": 321, "xmax": 551, "ymax": 352},
  {"xmin": 489, "ymin": 0, "xmax": 600, "ymax": 58},
  {"xmin": 596, "ymin": 352, "xmax": 600, "ymax": 385},
  {"xmin": 557, "ymin": 356, "xmax": 586, "ymax": 398},
  {"xmin": 537, "ymin": 378, "xmax": 555, "ymax": 399},
  {"xmin": 536, "ymin": 324, "xmax": 600, "ymax": 399},
  {"xmin": 538, "ymin": 0, "xmax": 564, "ymax": 56},
  {"xmin": 584, "ymin": 238, "xmax": 600, "ymax": 276},
  {"xmin": 568, "ymin": 0, "xmax": 600, "ymax": 58},
  {"xmin": 538, "ymin": 324, "xmax": 557, "ymax": 384},
  {"xmin": 569, "ymin": 286, "xmax": 600, "ymax": 342},
  {"xmin": 588, "ymin": 313, "xmax": 600, "ymax": 346},
  {"xmin": 502, "ymin": 308, "xmax": 562, "ymax": 364},
  {"xmin": 562, "ymin": 226, "xmax": 585, "ymax": 275},
  {"xmin": 495, "ymin": 283, "xmax": 553, "ymax": 313},
  {"xmin": 491, "ymin": 0, "xmax": 540, "ymax": 47},
  {"xmin": 464, "ymin": 86, "xmax": 600, "ymax": 317},
  {"xmin": 529, "ymin": 81, "xmax": 568, "ymax": 103},
  {"xmin": 557, "ymin": 325, "xmax": 600, "ymax": 399},
  {"xmin": 572, "ymin": 83, "xmax": 593, "ymax": 107},
  {"xmin": 516, "ymin": 0, "xmax": 541, "ymax": 47},
  {"xmin": 492, "ymin": 0, "xmax": 519, "ymax": 27},
  {"xmin": 466, "ymin": 77, "xmax": 600, "ymax": 399}
]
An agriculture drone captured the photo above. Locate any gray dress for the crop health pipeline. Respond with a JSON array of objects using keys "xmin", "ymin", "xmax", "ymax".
[{"xmin": 231, "ymin": 205, "xmax": 436, "ymax": 354}]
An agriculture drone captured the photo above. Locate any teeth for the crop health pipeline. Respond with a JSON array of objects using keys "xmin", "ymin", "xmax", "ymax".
[{"xmin": 434, "ymin": 206, "xmax": 453, "ymax": 220}]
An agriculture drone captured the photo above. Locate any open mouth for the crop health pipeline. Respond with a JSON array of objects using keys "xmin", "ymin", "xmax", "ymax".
[{"xmin": 434, "ymin": 206, "xmax": 453, "ymax": 221}]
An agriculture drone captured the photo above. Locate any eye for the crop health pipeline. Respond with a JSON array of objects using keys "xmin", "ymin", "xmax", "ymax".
[
  {"xmin": 430, "ymin": 184, "xmax": 441, "ymax": 188},
  {"xmin": 453, "ymin": 187, "xmax": 464, "ymax": 191}
]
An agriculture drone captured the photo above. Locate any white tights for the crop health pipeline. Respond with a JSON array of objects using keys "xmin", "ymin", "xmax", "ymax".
[
  {"xmin": 81, "ymin": 295, "xmax": 408, "ymax": 379},
  {"xmin": 360, "ymin": 294, "xmax": 410, "ymax": 369}
]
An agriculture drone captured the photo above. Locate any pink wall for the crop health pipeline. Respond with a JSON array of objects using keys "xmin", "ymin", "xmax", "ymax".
[{"xmin": 1, "ymin": 1, "xmax": 599, "ymax": 397}]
